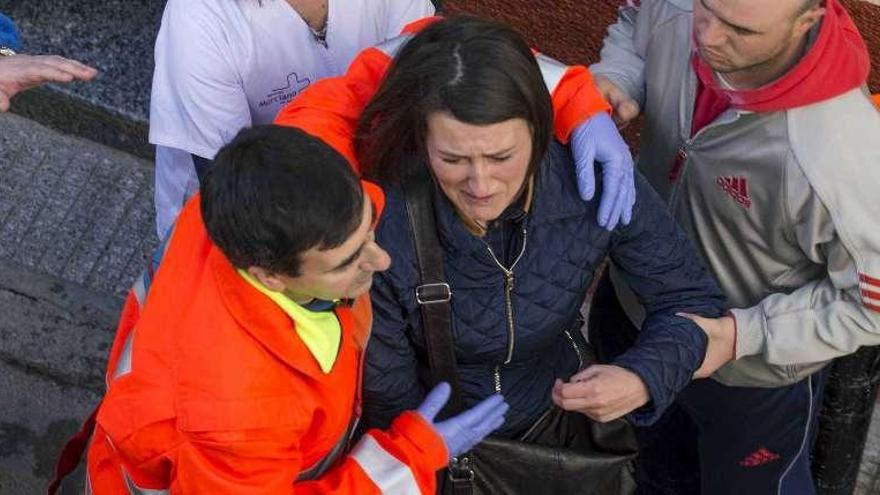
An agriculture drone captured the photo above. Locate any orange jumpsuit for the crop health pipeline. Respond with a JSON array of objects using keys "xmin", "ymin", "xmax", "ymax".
[{"xmin": 86, "ymin": 186, "xmax": 448, "ymax": 494}]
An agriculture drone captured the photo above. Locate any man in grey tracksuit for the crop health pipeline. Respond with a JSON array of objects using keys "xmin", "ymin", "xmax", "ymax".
[{"xmin": 587, "ymin": 0, "xmax": 880, "ymax": 492}]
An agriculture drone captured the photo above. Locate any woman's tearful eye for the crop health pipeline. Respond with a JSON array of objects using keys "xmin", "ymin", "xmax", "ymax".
[{"xmin": 489, "ymin": 155, "xmax": 512, "ymax": 163}]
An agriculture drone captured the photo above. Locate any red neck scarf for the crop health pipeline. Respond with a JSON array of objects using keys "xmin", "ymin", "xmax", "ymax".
[{"xmin": 691, "ymin": 0, "xmax": 870, "ymax": 114}]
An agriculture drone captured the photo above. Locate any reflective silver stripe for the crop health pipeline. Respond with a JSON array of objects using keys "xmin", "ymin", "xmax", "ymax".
[
  {"xmin": 123, "ymin": 467, "xmax": 169, "ymax": 495},
  {"xmin": 374, "ymin": 33, "xmax": 413, "ymax": 59},
  {"xmin": 84, "ymin": 469, "xmax": 93, "ymax": 495},
  {"xmin": 535, "ymin": 53, "xmax": 568, "ymax": 94},
  {"xmin": 350, "ymin": 435, "xmax": 420, "ymax": 494},
  {"xmin": 83, "ymin": 430, "xmax": 96, "ymax": 494},
  {"xmin": 112, "ymin": 330, "xmax": 135, "ymax": 380},
  {"xmin": 298, "ymin": 416, "xmax": 359, "ymax": 481},
  {"xmin": 132, "ymin": 272, "xmax": 147, "ymax": 309}
]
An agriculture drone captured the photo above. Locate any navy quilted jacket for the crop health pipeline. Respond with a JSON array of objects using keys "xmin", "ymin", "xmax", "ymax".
[{"xmin": 363, "ymin": 142, "xmax": 726, "ymax": 437}]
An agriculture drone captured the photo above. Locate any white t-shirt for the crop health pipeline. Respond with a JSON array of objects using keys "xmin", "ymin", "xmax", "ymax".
[{"xmin": 149, "ymin": 0, "xmax": 434, "ymax": 159}]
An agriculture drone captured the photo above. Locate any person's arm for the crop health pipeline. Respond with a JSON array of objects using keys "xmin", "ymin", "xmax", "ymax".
[
  {"xmin": 100, "ymin": 348, "xmax": 502, "ymax": 493},
  {"xmin": 148, "ymin": 0, "xmax": 251, "ymax": 161},
  {"xmin": 98, "ymin": 274, "xmax": 502, "ymax": 494},
  {"xmin": 728, "ymin": 160, "xmax": 880, "ymax": 373},
  {"xmin": 589, "ymin": 1, "xmax": 647, "ymax": 116},
  {"xmin": 555, "ymin": 172, "xmax": 727, "ymax": 425},
  {"xmin": 100, "ymin": 398, "xmax": 448, "ymax": 494}
]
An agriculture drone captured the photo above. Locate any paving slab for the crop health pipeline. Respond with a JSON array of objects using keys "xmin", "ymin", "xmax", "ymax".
[
  {"xmin": 0, "ymin": 257, "xmax": 114, "ymax": 492},
  {"xmin": 0, "ymin": 112, "xmax": 157, "ymax": 297},
  {"xmin": 0, "ymin": 359, "xmax": 101, "ymax": 494},
  {"xmin": 0, "ymin": 113, "xmax": 151, "ymax": 493}
]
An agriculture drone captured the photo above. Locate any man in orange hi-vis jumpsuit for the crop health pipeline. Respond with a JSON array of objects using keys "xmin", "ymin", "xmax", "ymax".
[{"xmin": 76, "ymin": 125, "xmax": 508, "ymax": 494}]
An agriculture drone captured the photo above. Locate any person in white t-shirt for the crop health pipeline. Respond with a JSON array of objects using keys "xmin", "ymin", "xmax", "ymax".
[{"xmin": 149, "ymin": 0, "xmax": 435, "ymax": 237}]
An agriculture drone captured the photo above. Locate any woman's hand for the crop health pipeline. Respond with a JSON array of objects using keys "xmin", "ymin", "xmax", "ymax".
[{"xmin": 552, "ymin": 365, "xmax": 649, "ymax": 422}]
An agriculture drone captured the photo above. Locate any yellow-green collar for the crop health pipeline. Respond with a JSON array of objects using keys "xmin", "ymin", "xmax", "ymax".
[{"xmin": 238, "ymin": 270, "xmax": 341, "ymax": 373}]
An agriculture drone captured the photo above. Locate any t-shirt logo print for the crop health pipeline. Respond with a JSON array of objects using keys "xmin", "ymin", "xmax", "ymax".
[
  {"xmin": 260, "ymin": 72, "xmax": 312, "ymax": 108},
  {"xmin": 716, "ymin": 175, "xmax": 752, "ymax": 209}
]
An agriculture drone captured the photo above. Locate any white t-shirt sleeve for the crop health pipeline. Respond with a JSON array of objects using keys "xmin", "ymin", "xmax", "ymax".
[
  {"xmin": 381, "ymin": 0, "xmax": 435, "ymax": 38},
  {"xmin": 149, "ymin": 0, "xmax": 251, "ymax": 160}
]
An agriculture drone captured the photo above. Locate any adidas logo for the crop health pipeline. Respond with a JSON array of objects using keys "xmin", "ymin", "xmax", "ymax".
[
  {"xmin": 716, "ymin": 176, "xmax": 752, "ymax": 209},
  {"xmin": 739, "ymin": 447, "xmax": 781, "ymax": 467}
]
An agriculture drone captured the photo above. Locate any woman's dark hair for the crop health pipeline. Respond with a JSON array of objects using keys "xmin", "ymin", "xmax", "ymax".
[
  {"xmin": 201, "ymin": 125, "xmax": 364, "ymax": 277},
  {"xmin": 356, "ymin": 16, "xmax": 553, "ymax": 184}
]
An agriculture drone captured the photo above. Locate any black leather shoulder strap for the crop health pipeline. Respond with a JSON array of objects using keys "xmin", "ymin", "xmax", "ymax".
[{"xmin": 402, "ymin": 174, "xmax": 465, "ymax": 416}]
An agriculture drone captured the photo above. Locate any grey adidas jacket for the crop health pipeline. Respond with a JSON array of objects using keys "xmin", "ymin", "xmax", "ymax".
[{"xmin": 591, "ymin": 0, "xmax": 880, "ymax": 387}]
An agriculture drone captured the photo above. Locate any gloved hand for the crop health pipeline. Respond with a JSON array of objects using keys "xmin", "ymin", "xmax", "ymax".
[
  {"xmin": 416, "ymin": 382, "xmax": 508, "ymax": 457},
  {"xmin": 570, "ymin": 112, "xmax": 636, "ymax": 230}
]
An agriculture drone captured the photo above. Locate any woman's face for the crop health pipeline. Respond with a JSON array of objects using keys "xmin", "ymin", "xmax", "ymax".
[{"xmin": 426, "ymin": 112, "xmax": 533, "ymax": 226}]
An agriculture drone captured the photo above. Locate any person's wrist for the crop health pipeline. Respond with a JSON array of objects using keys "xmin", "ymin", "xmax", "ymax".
[{"xmin": 722, "ymin": 312, "xmax": 738, "ymax": 360}]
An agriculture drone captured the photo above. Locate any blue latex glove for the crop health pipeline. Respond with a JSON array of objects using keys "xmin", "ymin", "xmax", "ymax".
[
  {"xmin": 571, "ymin": 112, "xmax": 636, "ymax": 230},
  {"xmin": 0, "ymin": 14, "xmax": 21, "ymax": 51},
  {"xmin": 416, "ymin": 382, "xmax": 508, "ymax": 457}
]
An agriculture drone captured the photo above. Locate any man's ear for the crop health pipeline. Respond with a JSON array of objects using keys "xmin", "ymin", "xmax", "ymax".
[
  {"xmin": 247, "ymin": 266, "xmax": 287, "ymax": 292},
  {"xmin": 794, "ymin": 6, "xmax": 825, "ymax": 38}
]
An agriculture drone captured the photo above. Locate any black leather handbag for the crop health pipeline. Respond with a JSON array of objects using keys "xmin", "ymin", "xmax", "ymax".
[{"xmin": 403, "ymin": 173, "xmax": 638, "ymax": 495}]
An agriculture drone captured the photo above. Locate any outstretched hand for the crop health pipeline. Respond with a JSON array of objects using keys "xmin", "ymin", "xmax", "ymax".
[
  {"xmin": 417, "ymin": 382, "xmax": 508, "ymax": 457},
  {"xmin": 0, "ymin": 54, "xmax": 97, "ymax": 111}
]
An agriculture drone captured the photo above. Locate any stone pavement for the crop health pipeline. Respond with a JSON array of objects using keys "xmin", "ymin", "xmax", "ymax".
[{"xmin": 0, "ymin": 112, "xmax": 156, "ymax": 493}]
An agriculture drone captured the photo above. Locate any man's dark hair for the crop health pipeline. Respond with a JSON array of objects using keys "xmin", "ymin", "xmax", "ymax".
[
  {"xmin": 356, "ymin": 15, "xmax": 553, "ymax": 185},
  {"xmin": 201, "ymin": 125, "xmax": 364, "ymax": 277}
]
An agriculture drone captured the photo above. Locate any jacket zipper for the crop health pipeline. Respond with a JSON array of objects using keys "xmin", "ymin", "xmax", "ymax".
[
  {"xmin": 563, "ymin": 328, "xmax": 585, "ymax": 370},
  {"xmin": 669, "ymin": 68, "xmax": 747, "ymax": 208},
  {"xmin": 484, "ymin": 226, "xmax": 528, "ymax": 393},
  {"xmin": 669, "ymin": 109, "xmax": 744, "ymax": 209}
]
